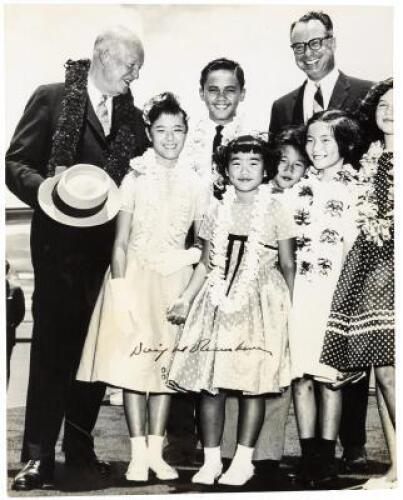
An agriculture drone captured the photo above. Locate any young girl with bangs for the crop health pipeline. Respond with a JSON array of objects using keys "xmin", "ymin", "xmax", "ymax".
[
  {"xmin": 288, "ymin": 110, "xmax": 364, "ymax": 484},
  {"xmin": 167, "ymin": 135, "xmax": 296, "ymax": 486}
]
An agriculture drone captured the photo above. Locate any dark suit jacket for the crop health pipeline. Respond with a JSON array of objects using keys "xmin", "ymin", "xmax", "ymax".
[
  {"xmin": 5, "ymin": 82, "xmax": 148, "ymax": 315},
  {"xmin": 269, "ymin": 71, "xmax": 373, "ymax": 136}
]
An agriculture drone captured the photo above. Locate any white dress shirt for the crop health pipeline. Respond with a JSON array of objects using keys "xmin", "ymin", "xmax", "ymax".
[
  {"xmin": 87, "ymin": 77, "xmax": 113, "ymax": 132},
  {"xmin": 303, "ymin": 67, "xmax": 340, "ymax": 123}
]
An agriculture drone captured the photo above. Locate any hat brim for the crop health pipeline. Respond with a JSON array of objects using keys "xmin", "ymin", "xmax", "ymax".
[{"xmin": 38, "ymin": 173, "xmax": 121, "ymax": 227}]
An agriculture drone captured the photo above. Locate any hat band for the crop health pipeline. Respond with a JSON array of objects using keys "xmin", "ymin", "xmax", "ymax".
[{"xmin": 52, "ymin": 184, "xmax": 107, "ymax": 218}]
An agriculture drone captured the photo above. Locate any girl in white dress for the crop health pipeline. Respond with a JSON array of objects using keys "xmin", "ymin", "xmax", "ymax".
[
  {"xmin": 288, "ymin": 110, "xmax": 363, "ymax": 483},
  {"xmin": 77, "ymin": 93, "xmax": 208, "ymax": 482},
  {"xmin": 167, "ymin": 136, "xmax": 296, "ymax": 486}
]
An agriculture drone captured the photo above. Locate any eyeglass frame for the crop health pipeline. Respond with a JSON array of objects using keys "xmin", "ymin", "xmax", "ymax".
[{"xmin": 290, "ymin": 35, "xmax": 333, "ymax": 55}]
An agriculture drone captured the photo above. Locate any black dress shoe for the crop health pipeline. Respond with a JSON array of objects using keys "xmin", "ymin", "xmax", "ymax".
[
  {"xmin": 341, "ymin": 447, "xmax": 369, "ymax": 473},
  {"xmin": 12, "ymin": 459, "xmax": 55, "ymax": 491},
  {"xmin": 65, "ymin": 455, "xmax": 112, "ymax": 476}
]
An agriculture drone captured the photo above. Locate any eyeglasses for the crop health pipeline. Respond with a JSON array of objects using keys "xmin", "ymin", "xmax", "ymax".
[{"xmin": 290, "ymin": 36, "xmax": 333, "ymax": 55}]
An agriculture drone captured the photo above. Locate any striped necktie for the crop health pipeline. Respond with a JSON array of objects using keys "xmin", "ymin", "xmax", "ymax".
[
  {"xmin": 96, "ymin": 95, "xmax": 111, "ymax": 136},
  {"xmin": 313, "ymin": 84, "xmax": 324, "ymax": 115}
]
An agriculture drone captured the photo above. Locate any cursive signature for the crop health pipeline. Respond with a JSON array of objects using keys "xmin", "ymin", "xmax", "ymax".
[{"xmin": 129, "ymin": 339, "xmax": 272, "ymax": 361}]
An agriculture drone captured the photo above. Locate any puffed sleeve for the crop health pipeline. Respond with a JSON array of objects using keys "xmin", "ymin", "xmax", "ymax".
[
  {"xmin": 198, "ymin": 198, "xmax": 219, "ymax": 241},
  {"xmin": 119, "ymin": 171, "xmax": 138, "ymax": 213},
  {"xmin": 272, "ymin": 197, "xmax": 297, "ymax": 241}
]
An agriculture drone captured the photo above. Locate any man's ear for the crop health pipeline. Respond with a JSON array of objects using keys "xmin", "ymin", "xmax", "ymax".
[
  {"xmin": 199, "ymin": 87, "xmax": 205, "ymax": 102},
  {"xmin": 240, "ymin": 88, "xmax": 246, "ymax": 102},
  {"xmin": 98, "ymin": 48, "xmax": 110, "ymax": 67}
]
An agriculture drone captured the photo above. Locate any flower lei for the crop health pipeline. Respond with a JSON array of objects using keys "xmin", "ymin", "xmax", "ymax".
[
  {"xmin": 128, "ymin": 148, "xmax": 199, "ymax": 257},
  {"xmin": 356, "ymin": 141, "xmax": 394, "ymax": 246},
  {"xmin": 207, "ymin": 184, "xmax": 272, "ymax": 313},
  {"xmin": 291, "ymin": 164, "xmax": 357, "ymax": 279},
  {"xmin": 47, "ymin": 59, "xmax": 145, "ymax": 185},
  {"xmin": 184, "ymin": 113, "xmax": 247, "ymax": 186}
]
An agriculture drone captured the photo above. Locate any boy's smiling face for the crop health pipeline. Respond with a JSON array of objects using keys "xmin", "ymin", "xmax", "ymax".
[{"xmin": 199, "ymin": 69, "xmax": 245, "ymax": 125}]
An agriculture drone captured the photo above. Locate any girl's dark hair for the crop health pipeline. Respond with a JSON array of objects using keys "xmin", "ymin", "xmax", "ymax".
[
  {"xmin": 269, "ymin": 125, "xmax": 310, "ymax": 177},
  {"xmin": 306, "ymin": 109, "xmax": 363, "ymax": 166},
  {"xmin": 354, "ymin": 77, "xmax": 393, "ymax": 151},
  {"xmin": 214, "ymin": 135, "xmax": 271, "ymax": 184},
  {"xmin": 145, "ymin": 92, "xmax": 188, "ymax": 132}
]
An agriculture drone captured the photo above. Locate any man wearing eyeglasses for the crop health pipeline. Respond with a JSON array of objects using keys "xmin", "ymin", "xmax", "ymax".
[
  {"xmin": 267, "ymin": 10, "xmax": 374, "ymax": 482},
  {"xmin": 269, "ymin": 11, "xmax": 373, "ymax": 136}
]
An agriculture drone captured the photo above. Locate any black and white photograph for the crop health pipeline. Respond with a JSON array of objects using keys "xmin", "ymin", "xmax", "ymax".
[{"xmin": 2, "ymin": 1, "xmax": 398, "ymax": 498}]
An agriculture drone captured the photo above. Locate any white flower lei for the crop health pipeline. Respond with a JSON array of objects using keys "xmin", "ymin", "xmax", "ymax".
[
  {"xmin": 207, "ymin": 184, "xmax": 272, "ymax": 313},
  {"xmin": 184, "ymin": 113, "xmax": 247, "ymax": 186},
  {"xmin": 128, "ymin": 148, "xmax": 198, "ymax": 258},
  {"xmin": 356, "ymin": 141, "xmax": 394, "ymax": 246},
  {"xmin": 291, "ymin": 165, "xmax": 357, "ymax": 279}
]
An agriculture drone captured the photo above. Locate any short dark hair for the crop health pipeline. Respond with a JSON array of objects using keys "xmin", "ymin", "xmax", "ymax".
[
  {"xmin": 144, "ymin": 92, "xmax": 188, "ymax": 132},
  {"xmin": 214, "ymin": 135, "xmax": 271, "ymax": 184},
  {"xmin": 306, "ymin": 109, "xmax": 363, "ymax": 166},
  {"xmin": 269, "ymin": 125, "xmax": 310, "ymax": 177},
  {"xmin": 290, "ymin": 11, "xmax": 333, "ymax": 36},
  {"xmin": 200, "ymin": 58, "xmax": 245, "ymax": 90},
  {"xmin": 354, "ymin": 77, "xmax": 393, "ymax": 150}
]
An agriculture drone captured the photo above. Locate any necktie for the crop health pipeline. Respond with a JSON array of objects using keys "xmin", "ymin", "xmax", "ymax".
[
  {"xmin": 313, "ymin": 84, "xmax": 324, "ymax": 115},
  {"xmin": 212, "ymin": 125, "xmax": 224, "ymax": 155},
  {"xmin": 212, "ymin": 125, "xmax": 224, "ymax": 199},
  {"xmin": 96, "ymin": 95, "xmax": 110, "ymax": 136}
]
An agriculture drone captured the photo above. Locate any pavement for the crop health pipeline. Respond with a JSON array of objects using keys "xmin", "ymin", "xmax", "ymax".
[{"xmin": 6, "ymin": 343, "xmax": 395, "ymax": 496}]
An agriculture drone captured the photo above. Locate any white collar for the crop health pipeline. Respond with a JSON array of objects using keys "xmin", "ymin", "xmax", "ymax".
[
  {"xmin": 303, "ymin": 67, "xmax": 340, "ymax": 123},
  {"xmin": 87, "ymin": 77, "xmax": 113, "ymax": 117}
]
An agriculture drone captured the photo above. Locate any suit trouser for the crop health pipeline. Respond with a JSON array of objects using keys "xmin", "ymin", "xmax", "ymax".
[
  {"xmin": 21, "ymin": 212, "xmax": 113, "ymax": 462},
  {"xmin": 339, "ymin": 371, "xmax": 370, "ymax": 450}
]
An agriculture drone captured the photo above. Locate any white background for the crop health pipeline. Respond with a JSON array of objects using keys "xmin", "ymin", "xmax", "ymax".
[{"xmin": 3, "ymin": 3, "xmax": 393, "ymax": 206}]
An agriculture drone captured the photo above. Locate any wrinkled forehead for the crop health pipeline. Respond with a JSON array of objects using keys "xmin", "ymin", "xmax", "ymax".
[
  {"xmin": 115, "ymin": 39, "xmax": 144, "ymax": 65},
  {"xmin": 291, "ymin": 19, "xmax": 328, "ymax": 42}
]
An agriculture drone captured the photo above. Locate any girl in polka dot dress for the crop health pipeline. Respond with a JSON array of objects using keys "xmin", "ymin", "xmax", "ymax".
[
  {"xmin": 167, "ymin": 136, "xmax": 296, "ymax": 486},
  {"xmin": 320, "ymin": 79, "xmax": 395, "ymax": 489},
  {"xmin": 287, "ymin": 110, "xmax": 363, "ymax": 483}
]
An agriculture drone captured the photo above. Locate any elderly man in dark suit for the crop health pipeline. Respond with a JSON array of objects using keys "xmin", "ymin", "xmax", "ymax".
[
  {"xmin": 268, "ymin": 11, "xmax": 374, "ymax": 478},
  {"xmin": 6, "ymin": 26, "xmax": 148, "ymax": 491}
]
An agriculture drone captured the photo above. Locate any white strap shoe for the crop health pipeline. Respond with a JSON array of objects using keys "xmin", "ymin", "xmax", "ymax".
[
  {"xmin": 218, "ymin": 463, "xmax": 254, "ymax": 486},
  {"xmin": 192, "ymin": 462, "xmax": 223, "ymax": 485},
  {"xmin": 148, "ymin": 459, "xmax": 178, "ymax": 480},
  {"xmin": 125, "ymin": 460, "xmax": 149, "ymax": 482}
]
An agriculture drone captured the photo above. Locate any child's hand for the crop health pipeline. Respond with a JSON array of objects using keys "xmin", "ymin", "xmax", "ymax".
[{"xmin": 166, "ymin": 298, "xmax": 190, "ymax": 325}]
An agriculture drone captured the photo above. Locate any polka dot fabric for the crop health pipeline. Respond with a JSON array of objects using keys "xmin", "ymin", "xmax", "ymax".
[
  {"xmin": 168, "ymin": 197, "xmax": 295, "ymax": 395},
  {"xmin": 320, "ymin": 153, "xmax": 394, "ymax": 370}
]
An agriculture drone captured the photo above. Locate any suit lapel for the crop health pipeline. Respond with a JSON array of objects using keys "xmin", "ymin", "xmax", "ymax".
[
  {"xmin": 329, "ymin": 72, "xmax": 350, "ymax": 110},
  {"xmin": 86, "ymin": 95, "xmax": 107, "ymax": 143},
  {"xmin": 292, "ymin": 82, "xmax": 306, "ymax": 125}
]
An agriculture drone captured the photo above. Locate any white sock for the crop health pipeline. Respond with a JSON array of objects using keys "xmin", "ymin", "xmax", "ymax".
[
  {"xmin": 130, "ymin": 436, "xmax": 147, "ymax": 458},
  {"xmin": 204, "ymin": 446, "xmax": 222, "ymax": 465},
  {"xmin": 231, "ymin": 443, "xmax": 254, "ymax": 466},
  {"xmin": 147, "ymin": 434, "xmax": 164, "ymax": 458}
]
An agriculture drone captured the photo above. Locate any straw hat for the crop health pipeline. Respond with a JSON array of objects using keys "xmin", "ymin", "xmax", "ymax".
[{"xmin": 38, "ymin": 164, "xmax": 121, "ymax": 227}]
